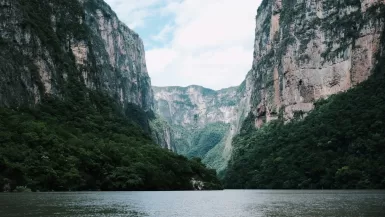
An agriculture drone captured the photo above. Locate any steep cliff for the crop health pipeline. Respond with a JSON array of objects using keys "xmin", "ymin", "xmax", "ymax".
[
  {"xmin": 150, "ymin": 0, "xmax": 385, "ymax": 176},
  {"xmin": 153, "ymin": 83, "xmax": 253, "ymax": 171},
  {"xmin": 0, "ymin": 0, "xmax": 222, "ymax": 191},
  {"xmin": 249, "ymin": 0, "xmax": 385, "ymax": 127},
  {"xmin": 154, "ymin": 86, "xmax": 240, "ymax": 129},
  {"xmin": 150, "ymin": 115, "xmax": 177, "ymax": 151},
  {"xmin": 0, "ymin": 0, "xmax": 153, "ymax": 111},
  {"xmin": 225, "ymin": 0, "xmax": 385, "ymax": 189}
]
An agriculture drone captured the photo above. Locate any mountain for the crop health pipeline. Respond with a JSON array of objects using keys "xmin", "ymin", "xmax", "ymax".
[
  {"xmin": 0, "ymin": 0, "xmax": 153, "ymax": 111},
  {"xmin": 2, "ymin": 0, "xmax": 384, "ymax": 191},
  {"xmin": 247, "ymin": 0, "xmax": 385, "ymax": 126},
  {"xmin": 224, "ymin": 0, "xmax": 385, "ymax": 189},
  {"xmin": 0, "ymin": 0, "xmax": 221, "ymax": 191},
  {"xmin": 153, "ymin": 85, "xmax": 252, "ymax": 172},
  {"xmin": 152, "ymin": 0, "xmax": 385, "ymax": 189}
]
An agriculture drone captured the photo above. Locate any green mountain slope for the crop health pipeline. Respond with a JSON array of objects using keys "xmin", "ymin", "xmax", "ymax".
[
  {"xmin": 0, "ymin": 0, "xmax": 221, "ymax": 192},
  {"xmin": 225, "ymin": 18, "xmax": 385, "ymax": 189},
  {"xmin": 0, "ymin": 92, "xmax": 222, "ymax": 191}
]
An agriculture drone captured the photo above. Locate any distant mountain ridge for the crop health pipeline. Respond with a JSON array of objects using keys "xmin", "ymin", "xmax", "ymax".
[
  {"xmin": 153, "ymin": 0, "xmax": 385, "ymax": 184},
  {"xmin": 153, "ymin": 83, "xmax": 252, "ymax": 172}
]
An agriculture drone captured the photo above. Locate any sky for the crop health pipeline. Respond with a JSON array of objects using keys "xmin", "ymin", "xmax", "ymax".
[{"xmin": 104, "ymin": 0, "xmax": 262, "ymax": 90}]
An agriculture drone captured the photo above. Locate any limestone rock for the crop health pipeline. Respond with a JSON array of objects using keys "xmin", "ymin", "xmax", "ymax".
[
  {"xmin": 0, "ymin": 0, "xmax": 153, "ymax": 111},
  {"xmin": 248, "ymin": 0, "xmax": 385, "ymax": 127},
  {"xmin": 153, "ymin": 81, "xmax": 253, "ymax": 171}
]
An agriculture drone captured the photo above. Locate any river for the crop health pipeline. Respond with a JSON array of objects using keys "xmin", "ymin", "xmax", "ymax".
[{"xmin": 1, "ymin": 190, "xmax": 384, "ymax": 217}]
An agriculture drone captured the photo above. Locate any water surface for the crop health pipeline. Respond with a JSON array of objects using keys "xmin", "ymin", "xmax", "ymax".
[{"xmin": 1, "ymin": 190, "xmax": 384, "ymax": 217}]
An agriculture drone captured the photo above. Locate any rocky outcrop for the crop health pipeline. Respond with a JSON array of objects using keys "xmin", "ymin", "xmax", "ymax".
[
  {"xmin": 0, "ymin": 0, "xmax": 153, "ymax": 111},
  {"xmin": 249, "ymin": 0, "xmax": 385, "ymax": 127},
  {"xmin": 0, "ymin": 0, "xmax": 200, "ymax": 154},
  {"xmin": 150, "ymin": 116, "xmax": 177, "ymax": 151},
  {"xmin": 153, "ymin": 83, "xmax": 253, "ymax": 171},
  {"xmin": 154, "ymin": 0, "xmax": 385, "ymax": 171},
  {"xmin": 154, "ymin": 86, "xmax": 240, "ymax": 128},
  {"xmin": 190, "ymin": 178, "xmax": 205, "ymax": 190}
]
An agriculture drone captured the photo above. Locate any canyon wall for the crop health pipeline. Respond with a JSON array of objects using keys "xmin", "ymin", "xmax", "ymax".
[
  {"xmin": 249, "ymin": 0, "xmax": 384, "ymax": 127},
  {"xmin": 153, "ymin": 0, "xmax": 385, "ymax": 172},
  {"xmin": 153, "ymin": 83, "xmax": 253, "ymax": 171},
  {"xmin": 0, "ymin": 0, "xmax": 153, "ymax": 111}
]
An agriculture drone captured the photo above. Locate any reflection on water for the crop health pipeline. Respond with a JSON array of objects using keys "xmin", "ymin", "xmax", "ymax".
[{"xmin": 0, "ymin": 190, "xmax": 384, "ymax": 217}]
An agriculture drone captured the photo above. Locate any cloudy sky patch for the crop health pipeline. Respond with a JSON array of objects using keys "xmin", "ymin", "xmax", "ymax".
[{"xmin": 105, "ymin": 0, "xmax": 262, "ymax": 90}]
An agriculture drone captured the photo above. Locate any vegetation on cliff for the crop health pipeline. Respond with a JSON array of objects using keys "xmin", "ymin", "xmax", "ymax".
[
  {"xmin": 153, "ymin": 85, "xmax": 243, "ymax": 172},
  {"xmin": 223, "ymin": 0, "xmax": 385, "ymax": 189},
  {"xmin": 225, "ymin": 32, "xmax": 385, "ymax": 189},
  {"xmin": 0, "ymin": 92, "xmax": 222, "ymax": 191},
  {"xmin": 0, "ymin": 0, "xmax": 222, "ymax": 192},
  {"xmin": 186, "ymin": 123, "xmax": 230, "ymax": 159}
]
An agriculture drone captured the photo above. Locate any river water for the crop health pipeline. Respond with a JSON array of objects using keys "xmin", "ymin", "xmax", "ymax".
[{"xmin": 0, "ymin": 190, "xmax": 384, "ymax": 217}]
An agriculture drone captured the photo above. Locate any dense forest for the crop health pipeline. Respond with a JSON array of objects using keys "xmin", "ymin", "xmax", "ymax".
[
  {"xmin": 0, "ymin": 0, "xmax": 221, "ymax": 192},
  {"xmin": 2, "ymin": 0, "xmax": 385, "ymax": 192},
  {"xmin": 225, "ymin": 31, "xmax": 385, "ymax": 189},
  {"xmin": 0, "ymin": 91, "xmax": 222, "ymax": 191},
  {"xmin": 185, "ymin": 123, "xmax": 229, "ymax": 159}
]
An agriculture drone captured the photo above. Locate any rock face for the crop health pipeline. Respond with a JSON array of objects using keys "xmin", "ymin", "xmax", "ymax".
[
  {"xmin": 0, "ymin": 0, "xmax": 153, "ymax": 111},
  {"xmin": 153, "ymin": 84, "xmax": 252, "ymax": 171},
  {"xmin": 153, "ymin": 0, "xmax": 385, "ymax": 172},
  {"xmin": 154, "ymin": 86, "xmax": 240, "ymax": 128},
  {"xmin": 249, "ymin": 0, "xmax": 385, "ymax": 127},
  {"xmin": 150, "ymin": 116, "xmax": 177, "ymax": 151},
  {"xmin": 0, "ymin": 0, "xmax": 196, "ymax": 153},
  {"xmin": 4, "ymin": 0, "xmax": 382, "ymax": 174}
]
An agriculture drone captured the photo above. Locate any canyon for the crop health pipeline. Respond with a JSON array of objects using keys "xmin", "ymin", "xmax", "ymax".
[
  {"xmin": 153, "ymin": 84, "xmax": 251, "ymax": 171},
  {"xmin": 0, "ymin": 0, "xmax": 384, "ymax": 189},
  {"xmin": 153, "ymin": 0, "xmax": 385, "ymax": 172}
]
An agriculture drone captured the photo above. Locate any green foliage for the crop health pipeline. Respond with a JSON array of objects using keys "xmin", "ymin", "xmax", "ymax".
[
  {"xmin": 225, "ymin": 3, "xmax": 385, "ymax": 189},
  {"xmin": 0, "ymin": 92, "xmax": 222, "ymax": 191},
  {"xmin": 319, "ymin": 1, "xmax": 384, "ymax": 61},
  {"xmin": 0, "ymin": 0, "xmax": 221, "ymax": 192},
  {"xmin": 187, "ymin": 123, "xmax": 229, "ymax": 158},
  {"xmin": 19, "ymin": 0, "xmax": 87, "ymax": 55},
  {"xmin": 124, "ymin": 103, "xmax": 152, "ymax": 133},
  {"xmin": 225, "ymin": 35, "xmax": 385, "ymax": 189},
  {"xmin": 0, "ymin": 0, "xmax": 93, "ymax": 106},
  {"xmin": 200, "ymin": 87, "xmax": 216, "ymax": 96},
  {"xmin": 237, "ymin": 80, "xmax": 247, "ymax": 94},
  {"xmin": 280, "ymin": 0, "xmax": 297, "ymax": 27}
]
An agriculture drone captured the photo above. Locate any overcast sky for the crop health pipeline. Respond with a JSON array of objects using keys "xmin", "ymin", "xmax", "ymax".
[{"xmin": 104, "ymin": 0, "xmax": 262, "ymax": 90}]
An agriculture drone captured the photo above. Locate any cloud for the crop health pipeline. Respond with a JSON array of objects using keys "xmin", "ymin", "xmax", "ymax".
[
  {"xmin": 151, "ymin": 24, "xmax": 174, "ymax": 42},
  {"xmin": 104, "ymin": 0, "xmax": 166, "ymax": 28},
  {"xmin": 146, "ymin": 48, "xmax": 177, "ymax": 76},
  {"xmin": 104, "ymin": 0, "xmax": 262, "ymax": 90}
]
